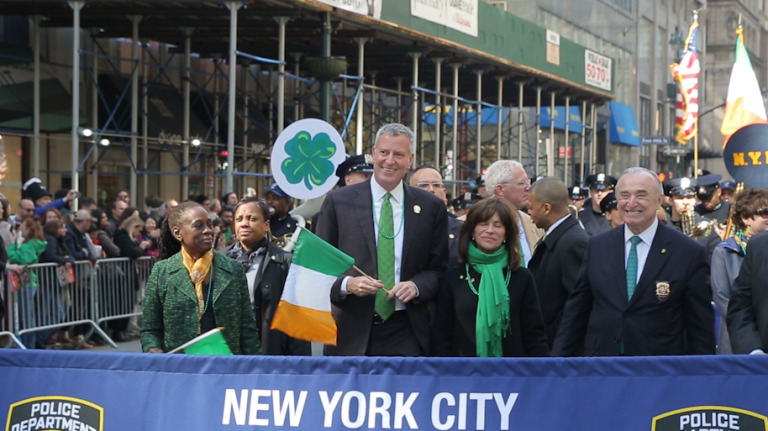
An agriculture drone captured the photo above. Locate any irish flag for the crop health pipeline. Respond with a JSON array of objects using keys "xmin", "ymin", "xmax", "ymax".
[
  {"xmin": 271, "ymin": 227, "xmax": 354, "ymax": 345},
  {"xmin": 721, "ymin": 27, "xmax": 767, "ymax": 147}
]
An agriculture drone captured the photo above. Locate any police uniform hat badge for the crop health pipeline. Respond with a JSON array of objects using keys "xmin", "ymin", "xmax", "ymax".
[
  {"xmin": 655, "ymin": 281, "xmax": 671, "ymax": 302},
  {"xmin": 586, "ymin": 173, "xmax": 617, "ymax": 191}
]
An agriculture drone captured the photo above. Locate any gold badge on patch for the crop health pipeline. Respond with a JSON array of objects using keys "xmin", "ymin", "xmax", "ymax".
[{"xmin": 655, "ymin": 281, "xmax": 670, "ymax": 302}]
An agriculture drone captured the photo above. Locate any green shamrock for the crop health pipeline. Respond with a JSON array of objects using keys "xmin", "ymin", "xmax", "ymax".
[{"xmin": 281, "ymin": 130, "xmax": 336, "ymax": 190}]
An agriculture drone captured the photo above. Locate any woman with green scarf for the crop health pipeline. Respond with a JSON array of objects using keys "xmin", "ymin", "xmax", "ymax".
[{"xmin": 432, "ymin": 198, "xmax": 549, "ymax": 357}]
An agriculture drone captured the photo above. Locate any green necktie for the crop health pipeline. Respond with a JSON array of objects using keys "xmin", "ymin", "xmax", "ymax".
[
  {"xmin": 626, "ymin": 235, "xmax": 641, "ymax": 299},
  {"xmin": 375, "ymin": 192, "xmax": 396, "ymax": 320}
]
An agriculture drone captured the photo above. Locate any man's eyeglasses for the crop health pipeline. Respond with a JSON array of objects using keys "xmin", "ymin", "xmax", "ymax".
[
  {"xmin": 503, "ymin": 179, "xmax": 531, "ymax": 187},
  {"xmin": 416, "ymin": 182, "xmax": 444, "ymax": 189},
  {"xmin": 755, "ymin": 207, "xmax": 768, "ymax": 219}
]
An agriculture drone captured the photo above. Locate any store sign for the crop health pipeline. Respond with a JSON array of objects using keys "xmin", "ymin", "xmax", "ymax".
[
  {"xmin": 411, "ymin": 0, "xmax": 478, "ymax": 37},
  {"xmin": 585, "ymin": 50, "xmax": 612, "ymax": 91},
  {"xmin": 315, "ymin": 0, "xmax": 382, "ymax": 19}
]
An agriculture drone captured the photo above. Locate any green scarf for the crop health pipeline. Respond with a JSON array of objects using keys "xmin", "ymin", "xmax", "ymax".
[{"xmin": 467, "ymin": 242, "xmax": 510, "ymax": 357}]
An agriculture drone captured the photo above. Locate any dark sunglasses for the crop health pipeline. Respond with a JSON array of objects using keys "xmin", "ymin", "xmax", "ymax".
[{"xmin": 755, "ymin": 208, "xmax": 768, "ymax": 219}]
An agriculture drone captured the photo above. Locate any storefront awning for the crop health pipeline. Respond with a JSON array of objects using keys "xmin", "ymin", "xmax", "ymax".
[
  {"xmin": 609, "ymin": 101, "xmax": 641, "ymax": 146},
  {"xmin": 539, "ymin": 106, "xmax": 582, "ymax": 133}
]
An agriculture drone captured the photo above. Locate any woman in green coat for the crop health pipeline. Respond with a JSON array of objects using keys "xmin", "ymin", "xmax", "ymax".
[
  {"xmin": 8, "ymin": 218, "xmax": 47, "ymax": 348},
  {"xmin": 141, "ymin": 202, "xmax": 260, "ymax": 354}
]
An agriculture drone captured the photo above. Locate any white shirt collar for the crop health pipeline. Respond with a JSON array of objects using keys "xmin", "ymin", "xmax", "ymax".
[
  {"xmin": 624, "ymin": 216, "xmax": 659, "ymax": 245},
  {"xmin": 370, "ymin": 177, "xmax": 404, "ymax": 204},
  {"xmin": 546, "ymin": 214, "xmax": 571, "ymax": 236}
]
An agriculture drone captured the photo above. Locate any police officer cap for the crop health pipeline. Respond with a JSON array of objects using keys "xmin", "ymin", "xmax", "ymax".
[
  {"xmin": 719, "ymin": 179, "xmax": 736, "ymax": 191},
  {"xmin": 265, "ymin": 183, "xmax": 290, "ymax": 199},
  {"xmin": 335, "ymin": 154, "xmax": 373, "ymax": 178},
  {"xmin": 568, "ymin": 186, "xmax": 588, "ymax": 200},
  {"xmin": 451, "ymin": 192, "xmax": 482, "ymax": 211},
  {"xmin": 695, "ymin": 173, "xmax": 722, "ymax": 199},
  {"xmin": 476, "ymin": 174, "xmax": 486, "ymax": 188},
  {"xmin": 663, "ymin": 177, "xmax": 697, "ymax": 197},
  {"xmin": 599, "ymin": 192, "xmax": 618, "ymax": 214},
  {"xmin": 585, "ymin": 173, "xmax": 617, "ymax": 191}
]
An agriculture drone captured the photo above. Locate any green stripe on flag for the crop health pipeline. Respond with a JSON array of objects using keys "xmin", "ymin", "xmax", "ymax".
[{"xmin": 292, "ymin": 228, "xmax": 354, "ymax": 276}]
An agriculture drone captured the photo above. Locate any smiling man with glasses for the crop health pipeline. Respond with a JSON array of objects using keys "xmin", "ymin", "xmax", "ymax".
[
  {"xmin": 410, "ymin": 165, "xmax": 461, "ymax": 266},
  {"xmin": 485, "ymin": 159, "xmax": 544, "ymax": 266}
]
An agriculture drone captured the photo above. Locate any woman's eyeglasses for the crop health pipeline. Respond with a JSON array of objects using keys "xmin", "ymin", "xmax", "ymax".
[{"xmin": 755, "ymin": 208, "xmax": 768, "ymax": 219}]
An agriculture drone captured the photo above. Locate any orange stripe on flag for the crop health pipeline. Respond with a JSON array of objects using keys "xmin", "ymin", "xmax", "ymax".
[
  {"xmin": 271, "ymin": 300, "xmax": 338, "ymax": 346},
  {"xmin": 722, "ymin": 98, "xmax": 767, "ymax": 145}
]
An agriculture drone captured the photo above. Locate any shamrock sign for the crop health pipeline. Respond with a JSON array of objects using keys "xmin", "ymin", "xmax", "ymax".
[{"xmin": 271, "ymin": 119, "xmax": 346, "ymax": 200}]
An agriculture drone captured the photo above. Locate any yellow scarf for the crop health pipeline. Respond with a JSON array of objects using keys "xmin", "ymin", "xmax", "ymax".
[{"xmin": 181, "ymin": 246, "xmax": 214, "ymax": 332}]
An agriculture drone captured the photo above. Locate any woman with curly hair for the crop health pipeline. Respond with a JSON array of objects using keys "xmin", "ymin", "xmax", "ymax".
[{"xmin": 712, "ymin": 188, "xmax": 768, "ymax": 354}]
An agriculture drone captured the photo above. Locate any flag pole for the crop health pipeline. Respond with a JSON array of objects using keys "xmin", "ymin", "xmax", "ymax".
[{"xmin": 694, "ymin": 117, "xmax": 699, "ymax": 178}]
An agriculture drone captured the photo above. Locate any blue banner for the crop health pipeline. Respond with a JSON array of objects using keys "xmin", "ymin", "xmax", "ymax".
[{"xmin": 2, "ymin": 350, "xmax": 768, "ymax": 430}]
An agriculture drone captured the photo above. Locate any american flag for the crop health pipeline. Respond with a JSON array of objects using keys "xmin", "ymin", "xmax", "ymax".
[{"xmin": 670, "ymin": 18, "xmax": 700, "ymax": 144}]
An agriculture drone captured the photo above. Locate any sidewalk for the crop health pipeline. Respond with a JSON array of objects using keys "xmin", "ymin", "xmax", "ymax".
[{"xmin": 92, "ymin": 338, "xmax": 141, "ymax": 352}]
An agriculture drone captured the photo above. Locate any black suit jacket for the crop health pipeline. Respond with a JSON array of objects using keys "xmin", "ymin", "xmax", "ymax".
[
  {"xmin": 315, "ymin": 179, "xmax": 449, "ymax": 355},
  {"xmin": 727, "ymin": 231, "xmax": 768, "ymax": 354},
  {"xmin": 552, "ymin": 222, "xmax": 714, "ymax": 356},
  {"xmin": 528, "ymin": 215, "xmax": 589, "ymax": 345},
  {"xmin": 447, "ymin": 214, "xmax": 462, "ymax": 268}
]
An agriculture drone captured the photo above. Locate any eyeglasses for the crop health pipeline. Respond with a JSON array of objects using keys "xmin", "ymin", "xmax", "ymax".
[
  {"xmin": 504, "ymin": 179, "xmax": 531, "ymax": 187},
  {"xmin": 755, "ymin": 207, "xmax": 768, "ymax": 219},
  {"xmin": 416, "ymin": 182, "xmax": 444, "ymax": 189}
]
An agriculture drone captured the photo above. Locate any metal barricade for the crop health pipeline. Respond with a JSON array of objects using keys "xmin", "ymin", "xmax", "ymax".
[
  {"xmin": 5, "ymin": 261, "xmax": 115, "ymax": 350},
  {"xmin": 93, "ymin": 256, "xmax": 155, "ymax": 332},
  {"xmin": 1, "ymin": 272, "xmax": 24, "ymax": 348}
]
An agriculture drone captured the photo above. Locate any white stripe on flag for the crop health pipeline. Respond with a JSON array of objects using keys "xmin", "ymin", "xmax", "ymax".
[{"xmin": 282, "ymin": 265, "xmax": 335, "ymax": 312}]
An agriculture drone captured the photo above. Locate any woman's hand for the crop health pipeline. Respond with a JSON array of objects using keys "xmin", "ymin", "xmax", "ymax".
[
  {"xmin": 147, "ymin": 347, "xmax": 164, "ymax": 353},
  {"xmin": 6, "ymin": 264, "xmax": 25, "ymax": 274}
]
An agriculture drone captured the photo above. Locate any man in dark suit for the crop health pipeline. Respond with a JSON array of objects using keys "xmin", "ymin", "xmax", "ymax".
[
  {"xmin": 527, "ymin": 177, "xmax": 589, "ymax": 345},
  {"xmin": 315, "ymin": 123, "xmax": 449, "ymax": 356},
  {"xmin": 409, "ymin": 165, "xmax": 462, "ymax": 267},
  {"xmin": 552, "ymin": 167, "xmax": 714, "ymax": 356},
  {"xmin": 727, "ymin": 231, "xmax": 768, "ymax": 354}
]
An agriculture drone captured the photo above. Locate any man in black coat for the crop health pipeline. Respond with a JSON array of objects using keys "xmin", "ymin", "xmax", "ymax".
[
  {"xmin": 315, "ymin": 123, "xmax": 448, "ymax": 356},
  {"xmin": 553, "ymin": 167, "xmax": 714, "ymax": 356},
  {"xmin": 727, "ymin": 231, "xmax": 768, "ymax": 354},
  {"xmin": 527, "ymin": 177, "xmax": 589, "ymax": 345}
]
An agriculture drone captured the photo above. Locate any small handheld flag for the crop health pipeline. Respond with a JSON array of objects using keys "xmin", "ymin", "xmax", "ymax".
[
  {"xmin": 271, "ymin": 227, "xmax": 355, "ymax": 345},
  {"xmin": 168, "ymin": 327, "xmax": 233, "ymax": 355}
]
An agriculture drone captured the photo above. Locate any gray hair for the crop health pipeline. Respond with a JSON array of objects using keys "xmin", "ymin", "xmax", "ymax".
[
  {"xmin": 485, "ymin": 160, "xmax": 524, "ymax": 192},
  {"xmin": 374, "ymin": 123, "xmax": 415, "ymax": 152},
  {"xmin": 619, "ymin": 167, "xmax": 664, "ymax": 197}
]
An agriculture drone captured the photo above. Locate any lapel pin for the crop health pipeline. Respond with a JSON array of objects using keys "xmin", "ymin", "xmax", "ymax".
[
  {"xmin": 661, "ymin": 248, "xmax": 666, "ymax": 254},
  {"xmin": 413, "ymin": 205, "xmax": 421, "ymax": 214}
]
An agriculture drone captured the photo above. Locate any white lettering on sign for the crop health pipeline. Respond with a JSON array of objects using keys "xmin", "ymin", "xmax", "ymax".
[
  {"xmin": 546, "ymin": 30, "xmax": 560, "ymax": 46},
  {"xmin": 585, "ymin": 50, "xmax": 612, "ymax": 91}
]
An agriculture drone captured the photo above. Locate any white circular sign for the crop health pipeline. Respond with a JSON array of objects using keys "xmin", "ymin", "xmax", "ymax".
[{"xmin": 270, "ymin": 119, "xmax": 347, "ymax": 200}]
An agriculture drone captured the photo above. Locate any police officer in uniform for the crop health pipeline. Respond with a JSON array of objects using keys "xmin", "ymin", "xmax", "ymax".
[
  {"xmin": 335, "ymin": 154, "xmax": 374, "ymax": 187},
  {"xmin": 265, "ymin": 183, "xmax": 299, "ymax": 246},
  {"xmin": 568, "ymin": 185, "xmax": 588, "ymax": 212},
  {"xmin": 664, "ymin": 177, "xmax": 720, "ymax": 266},
  {"xmin": 579, "ymin": 173, "xmax": 617, "ymax": 236},
  {"xmin": 694, "ymin": 174, "xmax": 731, "ymax": 225},
  {"xmin": 599, "ymin": 192, "xmax": 622, "ymax": 229}
]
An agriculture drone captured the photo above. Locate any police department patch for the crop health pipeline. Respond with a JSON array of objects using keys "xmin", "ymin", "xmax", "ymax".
[
  {"xmin": 5, "ymin": 396, "xmax": 103, "ymax": 431},
  {"xmin": 652, "ymin": 406, "xmax": 767, "ymax": 431}
]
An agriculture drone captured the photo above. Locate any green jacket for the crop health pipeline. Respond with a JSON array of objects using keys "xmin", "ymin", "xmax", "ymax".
[
  {"xmin": 8, "ymin": 239, "xmax": 47, "ymax": 287},
  {"xmin": 141, "ymin": 251, "xmax": 260, "ymax": 354}
]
